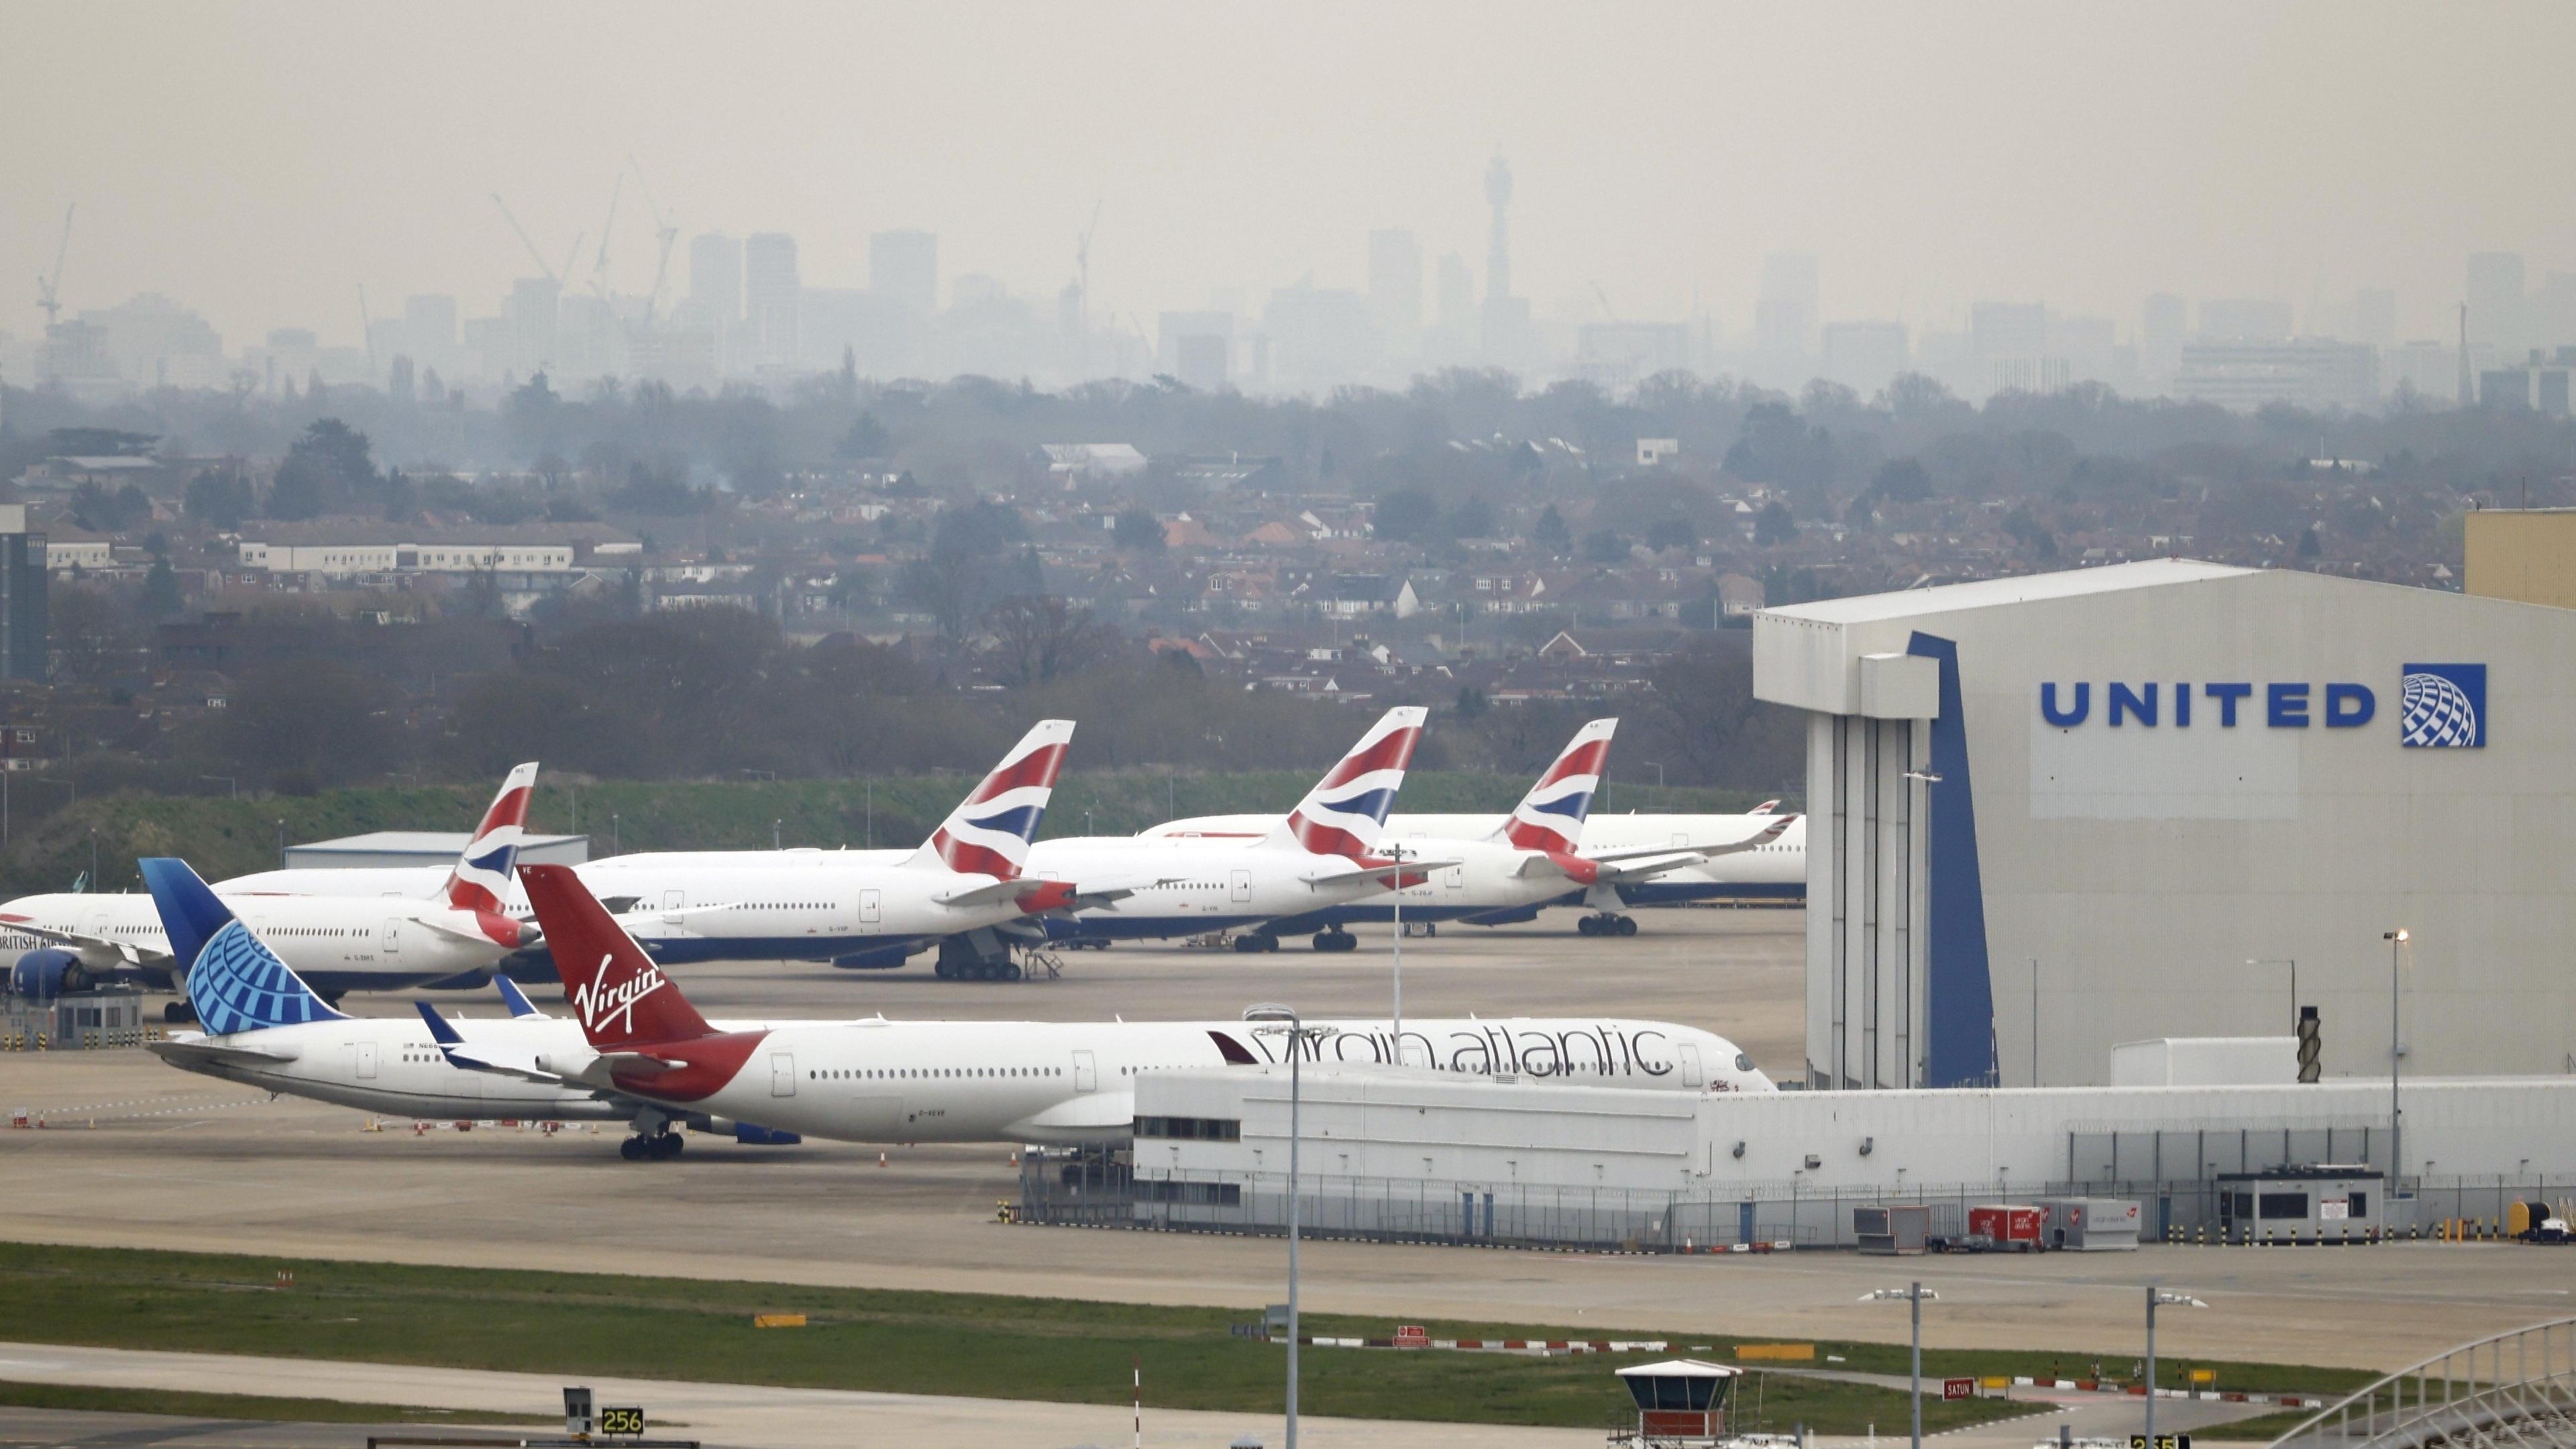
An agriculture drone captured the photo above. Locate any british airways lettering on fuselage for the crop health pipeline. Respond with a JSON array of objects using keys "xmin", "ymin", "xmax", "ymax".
[{"xmin": 2038, "ymin": 680, "xmax": 2377, "ymax": 730}]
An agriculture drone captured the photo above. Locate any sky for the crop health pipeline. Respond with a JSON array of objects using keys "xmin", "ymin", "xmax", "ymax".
[{"xmin": 4, "ymin": 0, "xmax": 2572, "ymax": 354}]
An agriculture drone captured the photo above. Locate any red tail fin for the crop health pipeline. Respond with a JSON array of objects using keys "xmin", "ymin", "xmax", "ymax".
[{"xmin": 519, "ymin": 864, "xmax": 712, "ymax": 1048}]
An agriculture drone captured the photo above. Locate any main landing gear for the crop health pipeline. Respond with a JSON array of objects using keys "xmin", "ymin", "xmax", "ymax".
[
  {"xmin": 163, "ymin": 1000, "xmax": 198, "ymax": 1024},
  {"xmin": 1310, "ymin": 928, "xmax": 1360, "ymax": 953},
  {"xmin": 1232, "ymin": 933, "xmax": 1281, "ymax": 953},
  {"xmin": 934, "ymin": 934, "xmax": 1023, "ymax": 981},
  {"xmin": 1577, "ymin": 912, "xmax": 1638, "ymax": 937},
  {"xmin": 620, "ymin": 1130, "xmax": 684, "ymax": 1162}
]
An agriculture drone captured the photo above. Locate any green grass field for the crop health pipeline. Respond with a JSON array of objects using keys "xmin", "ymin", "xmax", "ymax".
[
  {"xmin": 0, "ymin": 1242, "xmax": 2355, "ymax": 1432},
  {"xmin": 0, "ymin": 1381, "xmax": 543, "ymax": 1427}
]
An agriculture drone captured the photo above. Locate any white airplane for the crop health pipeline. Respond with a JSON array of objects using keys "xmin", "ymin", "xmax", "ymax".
[
  {"xmin": 222, "ymin": 722, "xmax": 1132, "ymax": 981},
  {"xmin": 1024, "ymin": 706, "xmax": 1449, "ymax": 955},
  {"xmin": 1207, "ymin": 720, "xmax": 1795, "ymax": 947},
  {"xmin": 1148, "ymin": 798, "xmax": 1807, "ymax": 928},
  {"xmin": 1, "ymin": 764, "xmax": 545, "ymax": 1012}
]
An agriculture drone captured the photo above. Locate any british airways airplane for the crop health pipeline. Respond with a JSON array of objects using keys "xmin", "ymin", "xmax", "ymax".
[
  {"xmin": 1022, "ymin": 707, "xmax": 1450, "ymax": 953},
  {"xmin": 1, "ymin": 764, "xmax": 544, "ymax": 1011},
  {"xmin": 1236, "ymin": 720, "xmax": 1794, "ymax": 945},
  {"xmin": 138, "ymin": 859, "xmax": 1771, "ymax": 1161}
]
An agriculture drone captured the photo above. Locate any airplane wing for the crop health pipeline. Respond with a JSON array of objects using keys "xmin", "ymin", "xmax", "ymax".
[
  {"xmin": 938, "ymin": 873, "xmax": 1180, "ymax": 911},
  {"xmin": 1300, "ymin": 855, "xmax": 1463, "ymax": 886},
  {"xmin": 413, "ymin": 1003, "xmax": 676, "ymax": 1089},
  {"xmin": 146, "ymin": 1036, "xmax": 300, "ymax": 1069},
  {"xmin": 0, "ymin": 914, "xmax": 172, "ymax": 968}
]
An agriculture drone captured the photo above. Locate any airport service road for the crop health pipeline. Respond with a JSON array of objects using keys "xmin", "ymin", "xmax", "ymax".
[
  {"xmin": 4, "ymin": 911, "xmax": 2563, "ymax": 1375},
  {"xmin": 0, "ymin": 1342, "xmax": 1594, "ymax": 1449}
]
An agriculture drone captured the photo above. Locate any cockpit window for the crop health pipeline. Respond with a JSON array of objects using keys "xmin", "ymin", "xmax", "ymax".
[{"xmin": 1735, "ymin": 1053, "xmax": 1754, "ymax": 1073}]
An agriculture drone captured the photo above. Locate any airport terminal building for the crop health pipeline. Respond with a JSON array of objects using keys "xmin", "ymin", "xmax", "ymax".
[{"xmin": 1754, "ymin": 560, "xmax": 2576, "ymax": 1091}]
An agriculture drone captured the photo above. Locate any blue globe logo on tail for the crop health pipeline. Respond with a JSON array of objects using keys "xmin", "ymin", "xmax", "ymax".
[
  {"xmin": 139, "ymin": 857, "xmax": 348, "ymax": 1036},
  {"xmin": 2400, "ymin": 664, "xmax": 2485, "ymax": 749}
]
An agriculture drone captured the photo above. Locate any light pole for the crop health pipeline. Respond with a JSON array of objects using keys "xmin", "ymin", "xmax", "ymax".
[
  {"xmin": 2245, "ymin": 958, "xmax": 2297, "ymax": 1034},
  {"xmin": 2143, "ymin": 1286, "xmax": 2208, "ymax": 1446},
  {"xmin": 1644, "ymin": 761, "xmax": 1665, "ymax": 805},
  {"xmin": 1862, "ymin": 1283, "xmax": 1938, "ymax": 1449},
  {"xmin": 1385, "ymin": 843, "xmax": 1410, "ymax": 1057},
  {"xmin": 773, "ymin": 817, "xmax": 783, "ymax": 849},
  {"xmin": 612, "ymin": 813, "xmax": 621, "ymax": 856},
  {"xmin": 2383, "ymin": 929, "xmax": 2408, "ymax": 1184},
  {"xmin": 1245, "ymin": 1003, "xmax": 1326, "ymax": 1449},
  {"xmin": 275, "ymin": 818, "xmax": 286, "ymax": 869}
]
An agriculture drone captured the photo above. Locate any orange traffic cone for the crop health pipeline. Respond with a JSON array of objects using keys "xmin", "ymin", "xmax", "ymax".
[{"xmin": 877, "ymin": 1151, "xmax": 888, "ymax": 1167}]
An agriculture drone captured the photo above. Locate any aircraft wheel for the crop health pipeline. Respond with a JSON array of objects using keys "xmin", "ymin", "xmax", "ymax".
[
  {"xmin": 1615, "ymin": 915, "xmax": 1639, "ymax": 936},
  {"xmin": 651, "ymin": 1133, "xmax": 684, "ymax": 1161},
  {"xmin": 620, "ymin": 1137, "xmax": 645, "ymax": 1161},
  {"xmin": 1001, "ymin": 961, "xmax": 1024, "ymax": 981},
  {"xmin": 1262, "ymin": 934, "xmax": 1282, "ymax": 953},
  {"xmin": 1424, "ymin": 922, "xmax": 1438, "ymax": 937},
  {"xmin": 163, "ymin": 1000, "xmax": 198, "ymax": 1024},
  {"xmin": 1311, "ymin": 932, "xmax": 1336, "ymax": 953},
  {"xmin": 1577, "ymin": 916, "xmax": 1599, "ymax": 937}
]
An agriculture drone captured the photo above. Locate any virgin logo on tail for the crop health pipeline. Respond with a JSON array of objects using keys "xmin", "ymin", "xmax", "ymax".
[{"xmin": 572, "ymin": 955, "xmax": 666, "ymax": 1038}]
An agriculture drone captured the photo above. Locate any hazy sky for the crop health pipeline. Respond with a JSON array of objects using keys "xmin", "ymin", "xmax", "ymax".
[{"xmin": 6, "ymin": 1, "xmax": 2572, "ymax": 354}]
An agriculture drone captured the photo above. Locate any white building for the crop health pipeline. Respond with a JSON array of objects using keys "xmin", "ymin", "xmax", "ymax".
[{"xmin": 1755, "ymin": 560, "xmax": 2576, "ymax": 1090}]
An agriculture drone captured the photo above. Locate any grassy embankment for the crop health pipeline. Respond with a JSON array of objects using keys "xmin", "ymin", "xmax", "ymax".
[
  {"xmin": 0, "ymin": 771, "xmax": 1786, "ymax": 898},
  {"xmin": 0, "ymin": 1381, "xmax": 543, "ymax": 1426},
  {"xmin": 0, "ymin": 1242, "xmax": 2357, "ymax": 1432}
]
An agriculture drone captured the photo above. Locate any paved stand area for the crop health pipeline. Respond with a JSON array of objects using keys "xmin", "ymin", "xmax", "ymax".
[{"xmin": 1, "ymin": 910, "xmax": 2557, "ymax": 1443}]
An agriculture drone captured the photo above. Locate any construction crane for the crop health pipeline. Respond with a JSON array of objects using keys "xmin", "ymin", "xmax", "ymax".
[
  {"xmin": 586, "ymin": 176, "xmax": 623, "ymax": 300},
  {"xmin": 358, "ymin": 284, "xmax": 376, "ymax": 378},
  {"xmin": 1591, "ymin": 281, "xmax": 1618, "ymax": 321},
  {"xmin": 492, "ymin": 193, "xmax": 561, "ymax": 285},
  {"xmin": 1073, "ymin": 199, "xmax": 1102, "ymax": 325},
  {"xmin": 35, "ymin": 203, "xmax": 74, "ymax": 327},
  {"xmin": 627, "ymin": 156, "xmax": 680, "ymax": 329}
]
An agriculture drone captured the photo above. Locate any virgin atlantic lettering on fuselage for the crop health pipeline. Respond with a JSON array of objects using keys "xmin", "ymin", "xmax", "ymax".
[{"xmin": 616, "ymin": 1016, "xmax": 1771, "ymax": 1146}]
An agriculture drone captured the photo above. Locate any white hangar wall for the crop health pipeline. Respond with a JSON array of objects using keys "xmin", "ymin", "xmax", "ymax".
[{"xmin": 1755, "ymin": 561, "xmax": 2576, "ymax": 1089}]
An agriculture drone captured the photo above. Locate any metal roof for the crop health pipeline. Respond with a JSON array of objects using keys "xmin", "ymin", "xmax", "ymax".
[{"xmin": 1760, "ymin": 558, "xmax": 2253, "ymax": 627}]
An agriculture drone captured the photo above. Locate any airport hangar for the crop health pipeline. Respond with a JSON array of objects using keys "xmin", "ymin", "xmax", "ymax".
[{"xmin": 1754, "ymin": 558, "xmax": 2576, "ymax": 1093}]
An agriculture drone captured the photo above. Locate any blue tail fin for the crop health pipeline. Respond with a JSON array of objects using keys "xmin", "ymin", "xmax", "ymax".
[
  {"xmin": 493, "ymin": 975, "xmax": 545, "ymax": 1018},
  {"xmin": 140, "ymin": 858, "xmax": 347, "ymax": 1036}
]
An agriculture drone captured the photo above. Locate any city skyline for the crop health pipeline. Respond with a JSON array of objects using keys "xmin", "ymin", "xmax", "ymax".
[{"xmin": 7, "ymin": 0, "xmax": 2575, "ymax": 372}]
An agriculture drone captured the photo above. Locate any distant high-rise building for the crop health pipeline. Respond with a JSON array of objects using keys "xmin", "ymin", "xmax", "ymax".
[
  {"xmin": 1479, "ymin": 153, "xmax": 1532, "ymax": 366},
  {"xmin": 508, "ymin": 277, "xmax": 559, "ymax": 376},
  {"xmin": 689, "ymin": 234, "xmax": 743, "ymax": 323},
  {"xmin": 1820, "ymin": 321, "xmax": 1909, "ymax": 395},
  {"xmin": 1755, "ymin": 254, "xmax": 1820, "ymax": 362},
  {"xmin": 1436, "ymin": 253, "xmax": 1473, "ymax": 338},
  {"xmin": 2197, "ymin": 298, "xmax": 2293, "ymax": 341},
  {"xmin": 402, "ymin": 294, "xmax": 457, "ymax": 359},
  {"xmin": 1158, "ymin": 311, "xmax": 1234, "ymax": 388},
  {"xmin": 744, "ymin": 232, "xmax": 801, "ymax": 367},
  {"xmin": 2467, "ymin": 252, "xmax": 2527, "ymax": 357},
  {"xmin": 2142, "ymin": 293, "xmax": 2188, "ymax": 379},
  {"xmin": 2353, "ymin": 289, "xmax": 2398, "ymax": 350},
  {"xmin": 2532, "ymin": 273, "xmax": 2576, "ymax": 352},
  {"xmin": 871, "ymin": 229, "xmax": 940, "ymax": 317},
  {"xmin": 2051, "ymin": 315, "xmax": 2118, "ymax": 383},
  {"xmin": 1368, "ymin": 229, "xmax": 1423, "ymax": 362}
]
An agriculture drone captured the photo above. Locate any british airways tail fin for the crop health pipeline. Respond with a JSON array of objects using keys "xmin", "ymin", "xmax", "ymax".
[
  {"xmin": 905, "ymin": 720, "xmax": 1074, "ymax": 879},
  {"xmin": 139, "ymin": 858, "xmax": 347, "ymax": 1036},
  {"xmin": 1258, "ymin": 706, "xmax": 1427, "ymax": 858},
  {"xmin": 444, "ymin": 762, "xmax": 539, "ymax": 912},
  {"xmin": 519, "ymin": 864, "xmax": 712, "ymax": 1049},
  {"xmin": 1496, "ymin": 718, "xmax": 1617, "ymax": 850}
]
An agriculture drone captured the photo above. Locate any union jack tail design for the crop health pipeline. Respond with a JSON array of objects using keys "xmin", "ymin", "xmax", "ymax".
[
  {"xmin": 1263, "ymin": 706, "xmax": 1427, "ymax": 858},
  {"xmin": 443, "ymin": 761, "xmax": 539, "ymax": 913},
  {"xmin": 519, "ymin": 864, "xmax": 712, "ymax": 1049},
  {"xmin": 910, "ymin": 720, "xmax": 1075, "ymax": 879},
  {"xmin": 1499, "ymin": 718, "xmax": 1617, "ymax": 851}
]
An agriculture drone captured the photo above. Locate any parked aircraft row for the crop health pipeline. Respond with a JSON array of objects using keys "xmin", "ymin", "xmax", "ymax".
[
  {"xmin": 142, "ymin": 855, "xmax": 1774, "ymax": 1161},
  {"xmin": 3, "ymin": 707, "xmax": 1799, "ymax": 1012}
]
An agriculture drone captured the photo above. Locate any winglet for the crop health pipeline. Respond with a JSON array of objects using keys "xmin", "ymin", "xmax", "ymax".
[
  {"xmin": 140, "ymin": 857, "xmax": 347, "ymax": 1036},
  {"xmin": 415, "ymin": 999, "xmax": 463, "ymax": 1045},
  {"xmin": 493, "ymin": 974, "xmax": 545, "ymax": 1018}
]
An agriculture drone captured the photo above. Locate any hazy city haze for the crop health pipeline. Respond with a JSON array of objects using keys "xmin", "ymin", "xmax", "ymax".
[{"xmin": 9, "ymin": 0, "xmax": 2573, "ymax": 356}]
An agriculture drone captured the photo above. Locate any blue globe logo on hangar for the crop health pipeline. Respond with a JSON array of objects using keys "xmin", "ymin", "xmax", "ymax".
[{"xmin": 2399, "ymin": 663, "xmax": 2485, "ymax": 748}]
